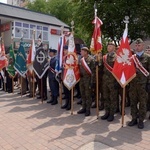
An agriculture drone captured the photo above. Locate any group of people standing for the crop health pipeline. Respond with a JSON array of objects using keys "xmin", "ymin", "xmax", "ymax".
[{"xmin": 0, "ymin": 38, "xmax": 150, "ymax": 129}]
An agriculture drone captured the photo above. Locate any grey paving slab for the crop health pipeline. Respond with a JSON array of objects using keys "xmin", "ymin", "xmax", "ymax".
[{"xmin": 0, "ymin": 88, "xmax": 150, "ymax": 150}]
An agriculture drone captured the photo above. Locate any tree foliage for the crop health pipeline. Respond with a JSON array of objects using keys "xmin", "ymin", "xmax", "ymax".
[{"xmin": 27, "ymin": 0, "xmax": 150, "ymax": 46}]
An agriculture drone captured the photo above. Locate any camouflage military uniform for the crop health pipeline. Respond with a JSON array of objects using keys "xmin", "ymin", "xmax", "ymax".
[
  {"xmin": 79, "ymin": 55, "xmax": 95, "ymax": 111},
  {"xmin": 102, "ymin": 52, "xmax": 118, "ymax": 116},
  {"xmin": 129, "ymin": 53, "xmax": 150, "ymax": 121}
]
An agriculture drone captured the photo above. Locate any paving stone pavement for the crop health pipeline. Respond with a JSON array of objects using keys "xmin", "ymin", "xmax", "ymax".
[{"xmin": 0, "ymin": 89, "xmax": 150, "ymax": 150}]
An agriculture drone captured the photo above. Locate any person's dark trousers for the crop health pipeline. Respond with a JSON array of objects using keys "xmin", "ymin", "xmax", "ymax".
[
  {"xmin": 42, "ymin": 71, "xmax": 48, "ymax": 99},
  {"xmin": 49, "ymin": 77, "xmax": 59, "ymax": 104},
  {"xmin": 35, "ymin": 75, "xmax": 41, "ymax": 96},
  {"xmin": 75, "ymin": 82, "xmax": 81, "ymax": 98},
  {"xmin": 7, "ymin": 75, "xmax": 12, "ymax": 92}
]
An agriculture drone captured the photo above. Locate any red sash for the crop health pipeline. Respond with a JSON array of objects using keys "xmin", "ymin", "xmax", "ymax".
[
  {"xmin": 132, "ymin": 54, "xmax": 149, "ymax": 77},
  {"xmin": 103, "ymin": 54, "xmax": 113, "ymax": 72},
  {"xmin": 81, "ymin": 57, "xmax": 92, "ymax": 75}
]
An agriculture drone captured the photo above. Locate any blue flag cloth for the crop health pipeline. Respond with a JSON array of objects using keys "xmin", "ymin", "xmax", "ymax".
[{"xmin": 14, "ymin": 41, "xmax": 27, "ymax": 77}]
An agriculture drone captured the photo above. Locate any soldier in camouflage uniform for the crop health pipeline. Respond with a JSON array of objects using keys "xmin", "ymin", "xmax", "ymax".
[
  {"xmin": 77, "ymin": 46, "xmax": 95, "ymax": 116},
  {"xmin": 101, "ymin": 42, "xmax": 118, "ymax": 122},
  {"xmin": 128, "ymin": 38, "xmax": 150, "ymax": 129}
]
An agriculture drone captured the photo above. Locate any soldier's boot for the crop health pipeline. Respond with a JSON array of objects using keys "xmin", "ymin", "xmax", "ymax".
[
  {"xmin": 85, "ymin": 110, "xmax": 91, "ymax": 117},
  {"xmin": 51, "ymin": 96, "xmax": 58, "ymax": 105},
  {"xmin": 101, "ymin": 111, "xmax": 109, "ymax": 120},
  {"xmin": 107, "ymin": 114, "xmax": 114, "ymax": 122},
  {"xmin": 61, "ymin": 99, "xmax": 69, "ymax": 109},
  {"xmin": 66, "ymin": 99, "xmax": 71, "ymax": 110},
  {"xmin": 138, "ymin": 120, "xmax": 144, "ymax": 129},
  {"xmin": 47, "ymin": 96, "xmax": 54, "ymax": 103},
  {"xmin": 128, "ymin": 119, "xmax": 138, "ymax": 126},
  {"xmin": 77, "ymin": 99, "xmax": 82, "ymax": 105},
  {"xmin": 77, "ymin": 108, "xmax": 86, "ymax": 114},
  {"xmin": 99, "ymin": 102, "xmax": 104, "ymax": 111}
]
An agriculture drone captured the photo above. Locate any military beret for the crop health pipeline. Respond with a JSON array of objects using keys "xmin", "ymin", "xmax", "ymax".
[
  {"xmin": 146, "ymin": 45, "xmax": 150, "ymax": 49},
  {"xmin": 81, "ymin": 46, "xmax": 90, "ymax": 52},
  {"xmin": 63, "ymin": 45, "xmax": 68, "ymax": 50},
  {"xmin": 135, "ymin": 38, "xmax": 143, "ymax": 44},
  {"xmin": 107, "ymin": 41, "xmax": 115, "ymax": 46},
  {"xmin": 49, "ymin": 49, "xmax": 57, "ymax": 53}
]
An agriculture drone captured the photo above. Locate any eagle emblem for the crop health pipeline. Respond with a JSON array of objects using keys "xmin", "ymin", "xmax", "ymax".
[{"xmin": 116, "ymin": 48, "xmax": 131, "ymax": 65}]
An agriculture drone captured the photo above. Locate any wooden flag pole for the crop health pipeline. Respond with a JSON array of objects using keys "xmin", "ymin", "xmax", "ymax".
[
  {"xmin": 41, "ymin": 78, "xmax": 43, "ymax": 103},
  {"xmin": 71, "ymin": 87, "xmax": 74, "ymax": 115},
  {"xmin": 96, "ymin": 55, "xmax": 99, "ymax": 119},
  {"xmin": 12, "ymin": 77, "xmax": 14, "ymax": 93},
  {"xmin": 32, "ymin": 29, "xmax": 36, "ymax": 99},
  {"xmin": 94, "ymin": 2, "xmax": 99, "ymax": 119},
  {"xmin": 21, "ymin": 76, "xmax": 22, "ymax": 97},
  {"xmin": 32, "ymin": 71, "xmax": 35, "ymax": 98},
  {"xmin": 59, "ymin": 81, "xmax": 62, "ymax": 106},
  {"xmin": 121, "ymin": 87, "xmax": 126, "ymax": 127}
]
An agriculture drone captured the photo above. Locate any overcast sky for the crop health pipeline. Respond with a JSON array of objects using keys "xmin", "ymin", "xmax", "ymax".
[{"xmin": 0, "ymin": 0, "xmax": 7, "ymax": 3}]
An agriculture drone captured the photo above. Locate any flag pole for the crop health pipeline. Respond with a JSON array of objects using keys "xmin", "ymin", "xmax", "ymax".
[
  {"xmin": 21, "ymin": 76, "xmax": 22, "ymax": 97},
  {"xmin": 41, "ymin": 78, "xmax": 43, "ymax": 103},
  {"xmin": 122, "ymin": 87, "xmax": 126, "ymax": 127},
  {"xmin": 12, "ymin": 77, "xmax": 14, "ymax": 93},
  {"xmin": 32, "ymin": 29, "xmax": 36, "ymax": 99},
  {"xmin": 59, "ymin": 26, "xmax": 64, "ymax": 106},
  {"xmin": 71, "ymin": 20, "xmax": 75, "ymax": 115},
  {"xmin": 121, "ymin": 16, "xmax": 129, "ymax": 127},
  {"xmin": 94, "ymin": 2, "xmax": 99, "ymax": 119}
]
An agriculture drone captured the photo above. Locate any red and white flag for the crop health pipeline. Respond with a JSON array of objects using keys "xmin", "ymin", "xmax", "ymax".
[
  {"xmin": 112, "ymin": 28, "xmax": 136, "ymax": 87},
  {"xmin": 90, "ymin": 17, "xmax": 103, "ymax": 54},
  {"xmin": 27, "ymin": 37, "xmax": 36, "ymax": 74},
  {"xmin": 63, "ymin": 33, "xmax": 80, "ymax": 90},
  {"xmin": 0, "ymin": 42, "xmax": 8, "ymax": 70}
]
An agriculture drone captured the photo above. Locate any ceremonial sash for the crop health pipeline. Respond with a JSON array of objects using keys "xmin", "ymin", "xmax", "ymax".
[
  {"xmin": 103, "ymin": 54, "xmax": 113, "ymax": 72},
  {"xmin": 49, "ymin": 67, "xmax": 56, "ymax": 74},
  {"xmin": 81, "ymin": 57, "xmax": 92, "ymax": 75},
  {"xmin": 132, "ymin": 54, "xmax": 149, "ymax": 77}
]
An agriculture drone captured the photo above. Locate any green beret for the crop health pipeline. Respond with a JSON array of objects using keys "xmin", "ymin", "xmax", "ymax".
[{"xmin": 135, "ymin": 38, "xmax": 143, "ymax": 44}]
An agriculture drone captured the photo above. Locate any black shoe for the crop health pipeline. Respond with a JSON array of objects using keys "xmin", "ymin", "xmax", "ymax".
[
  {"xmin": 91, "ymin": 103, "xmax": 96, "ymax": 108},
  {"xmin": 107, "ymin": 115, "xmax": 114, "ymax": 122},
  {"xmin": 66, "ymin": 105, "xmax": 71, "ymax": 110},
  {"xmin": 128, "ymin": 119, "xmax": 137, "ymax": 126},
  {"xmin": 77, "ymin": 108, "xmax": 86, "ymax": 114},
  {"xmin": 17, "ymin": 92, "xmax": 21, "ymax": 94},
  {"xmin": 101, "ymin": 112, "xmax": 109, "ymax": 120},
  {"xmin": 85, "ymin": 110, "xmax": 91, "ymax": 116},
  {"xmin": 61, "ymin": 103, "xmax": 68, "ymax": 109},
  {"xmin": 51, "ymin": 101, "xmax": 58, "ymax": 105},
  {"xmin": 47, "ymin": 98, "xmax": 54, "ymax": 103},
  {"xmin": 77, "ymin": 99, "xmax": 82, "ymax": 105},
  {"xmin": 43, "ymin": 97, "xmax": 47, "ymax": 101},
  {"xmin": 51, "ymin": 96, "xmax": 58, "ymax": 105},
  {"xmin": 26, "ymin": 94, "xmax": 33, "ymax": 98},
  {"xmin": 37, "ymin": 96, "xmax": 41, "ymax": 99},
  {"xmin": 138, "ymin": 121, "xmax": 144, "ymax": 129}
]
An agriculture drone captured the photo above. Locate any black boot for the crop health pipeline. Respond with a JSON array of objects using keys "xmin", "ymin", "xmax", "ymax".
[
  {"xmin": 101, "ymin": 112, "xmax": 109, "ymax": 120},
  {"xmin": 51, "ymin": 96, "xmax": 58, "ymax": 105},
  {"xmin": 66, "ymin": 99, "xmax": 71, "ymax": 110},
  {"xmin": 47, "ymin": 96, "xmax": 54, "ymax": 103},
  {"xmin": 107, "ymin": 115, "xmax": 114, "ymax": 122},
  {"xmin": 61, "ymin": 99, "xmax": 69, "ymax": 109},
  {"xmin": 85, "ymin": 110, "xmax": 91, "ymax": 116},
  {"xmin": 77, "ymin": 108, "xmax": 86, "ymax": 114},
  {"xmin": 128, "ymin": 119, "xmax": 137, "ymax": 126},
  {"xmin": 138, "ymin": 120, "xmax": 144, "ymax": 129}
]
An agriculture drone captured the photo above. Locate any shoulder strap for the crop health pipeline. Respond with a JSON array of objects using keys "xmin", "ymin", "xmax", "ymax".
[
  {"xmin": 103, "ymin": 54, "xmax": 113, "ymax": 72},
  {"xmin": 81, "ymin": 57, "xmax": 92, "ymax": 75},
  {"xmin": 132, "ymin": 54, "xmax": 149, "ymax": 77}
]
